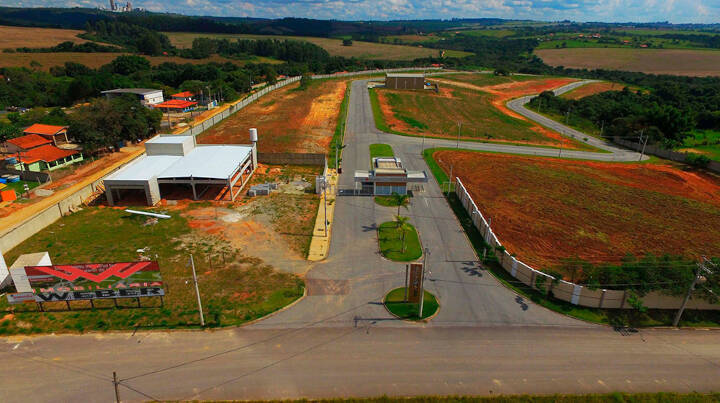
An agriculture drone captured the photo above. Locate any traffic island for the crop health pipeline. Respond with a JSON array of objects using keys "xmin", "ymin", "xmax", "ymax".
[
  {"xmin": 384, "ymin": 287, "xmax": 439, "ymax": 321},
  {"xmin": 378, "ymin": 221, "xmax": 422, "ymax": 261}
]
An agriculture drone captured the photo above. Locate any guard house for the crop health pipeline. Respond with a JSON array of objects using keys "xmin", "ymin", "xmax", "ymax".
[
  {"xmin": 354, "ymin": 157, "xmax": 428, "ymax": 195},
  {"xmin": 385, "ymin": 73, "xmax": 426, "ymax": 90},
  {"xmin": 104, "ymin": 135, "xmax": 257, "ymax": 206}
]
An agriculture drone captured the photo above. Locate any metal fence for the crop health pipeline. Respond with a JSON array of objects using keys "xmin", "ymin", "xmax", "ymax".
[{"xmin": 454, "ymin": 177, "xmax": 718, "ymax": 310}]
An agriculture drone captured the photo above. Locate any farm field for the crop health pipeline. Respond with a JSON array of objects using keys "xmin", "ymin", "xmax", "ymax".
[
  {"xmin": 536, "ymin": 48, "xmax": 720, "ymax": 77},
  {"xmin": 372, "ymin": 77, "xmax": 592, "ymax": 149},
  {"xmin": 199, "ymin": 79, "xmax": 346, "ymax": 153},
  {"xmin": 433, "ymin": 73, "xmax": 540, "ymax": 87},
  {"xmin": 560, "ymin": 81, "xmax": 627, "ymax": 99},
  {"xmin": 433, "ymin": 150, "xmax": 720, "ymax": 277},
  {"xmin": 0, "ymin": 25, "xmax": 89, "ymax": 49},
  {"xmin": 0, "ymin": 202, "xmax": 305, "ymax": 335},
  {"xmin": 0, "ymin": 52, "xmax": 281, "ymax": 71},
  {"xmin": 164, "ymin": 32, "xmax": 472, "ymax": 60}
]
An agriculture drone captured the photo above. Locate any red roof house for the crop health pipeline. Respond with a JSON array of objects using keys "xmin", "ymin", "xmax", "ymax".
[
  {"xmin": 23, "ymin": 123, "xmax": 70, "ymax": 145},
  {"xmin": 153, "ymin": 99, "xmax": 198, "ymax": 112},
  {"xmin": 6, "ymin": 134, "xmax": 52, "ymax": 151},
  {"xmin": 171, "ymin": 91, "xmax": 195, "ymax": 101}
]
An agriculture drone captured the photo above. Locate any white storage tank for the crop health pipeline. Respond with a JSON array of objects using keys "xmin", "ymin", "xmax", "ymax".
[{"xmin": 249, "ymin": 128, "xmax": 258, "ymax": 143}]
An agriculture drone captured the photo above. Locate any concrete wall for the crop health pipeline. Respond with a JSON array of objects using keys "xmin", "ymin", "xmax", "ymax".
[
  {"xmin": 0, "ymin": 168, "xmax": 51, "ymax": 183},
  {"xmin": 257, "ymin": 152, "xmax": 326, "ymax": 166},
  {"xmin": 454, "ymin": 177, "xmax": 719, "ymax": 311},
  {"xmin": 614, "ymin": 137, "xmax": 720, "ymax": 174}
]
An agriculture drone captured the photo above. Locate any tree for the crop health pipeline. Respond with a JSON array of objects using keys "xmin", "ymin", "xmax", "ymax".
[
  {"xmin": 394, "ymin": 215, "xmax": 410, "ymax": 253},
  {"xmin": 0, "ymin": 122, "xmax": 21, "ymax": 142},
  {"xmin": 109, "ymin": 55, "xmax": 151, "ymax": 75},
  {"xmin": 136, "ymin": 33, "xmax": 163, "ymax": 56},
  {"xmin": 390, "ymin": 192, "xmax": 410, "ymax": 217},
  {"xmin": 342, "ymin": 39, "xmax": 353, "ymax": 46}
]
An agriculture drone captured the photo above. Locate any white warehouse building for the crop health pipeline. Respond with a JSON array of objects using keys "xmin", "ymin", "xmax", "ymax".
[{"xmin": 104, "ymin": 135, "xmax": 257, "ymax": 206}]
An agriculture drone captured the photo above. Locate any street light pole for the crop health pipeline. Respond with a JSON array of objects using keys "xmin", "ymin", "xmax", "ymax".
[
  {"xmin": 456, "ymin": 121, "xmax": 462, "ymax": 148},
  {"xmin": 418, "ymin": 247, "xmax": 429, "ymax": 318},
  {"xmin": 673, "ymin": 258, "xmax": 714, "ymax": 327},
  {"xmin": 189, "ymin": 254, "xmax": 205, "ymax": 327}
]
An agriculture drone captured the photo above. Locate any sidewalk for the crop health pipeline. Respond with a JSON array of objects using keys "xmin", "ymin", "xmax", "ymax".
[{"xmin": 307, "ymin": 169, "xmax": 338, "ymax": 261}]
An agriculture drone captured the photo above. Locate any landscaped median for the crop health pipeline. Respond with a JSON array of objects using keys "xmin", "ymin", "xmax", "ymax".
[
  {"xmin": 377, "ymin": 220, "xmax": 422, "ymax": 262},
  {"xmin": 384, "ymin": 287, "xmax": 439, "ymax": 320}
]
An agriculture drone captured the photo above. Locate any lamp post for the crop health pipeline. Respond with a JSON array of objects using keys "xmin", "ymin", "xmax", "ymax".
[{"xmin": 418, "ymin": 247, "xmax": 430, "ymax": 318}]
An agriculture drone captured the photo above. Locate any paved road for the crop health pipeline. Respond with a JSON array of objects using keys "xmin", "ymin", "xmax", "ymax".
[
  {"xmin": 3, "ymin": 326, "xmax": 720, "ymax": 402},
  {"xmin": 2, "ymin": 78, "xmax": 715, "ymax": 402}
]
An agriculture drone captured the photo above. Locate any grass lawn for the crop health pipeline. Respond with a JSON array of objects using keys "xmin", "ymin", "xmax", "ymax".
[
  {"xmin": 369, "ymin": 84, "xmax": 590, "ymax": 149},
  {"xmin": 238, "ymin": 393, "xmax": 720, "ymax": 402},
  {"xmin": 384, "ymin": 287, "xmax": 439, "ymax": 320},
  {"xmin": 374, "ymin": 195, "xmax": 409, "ymax": 208},
  {"xmin": 2, "ymin": 180, "xmax": 40, "ymax": 196},
  {"xmin": 0, "ymin": 206, "xmax": 304, "ymax": 335},
  {"xmin": 378, "ymin": 221, "xmax": 422, "ymax": 262},
  {"xmin": 369, "ymin": 143, "xmax": 394, "ymax": 160},
  {"xmin": 678, "ymin": 129, "xmax": 720, "ymax": 161},
  {"xmin": 328, "ymin": 81, "xmax": 350, "ymax": 170}
]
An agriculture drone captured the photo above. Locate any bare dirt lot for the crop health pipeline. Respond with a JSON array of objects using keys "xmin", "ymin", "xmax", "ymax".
[
  {"xmin": 375, "ymin": 77, "xmax": 590, "ymax": 150},
  {"xmin": 561, "ymin": 81, "xmax": 627, "ymax": 100},
  {"xmin": 434, "ymin": 150, "xmax": 720, "ymax": 276},
  {"xmin": 0, "ymin": 25, "xmax": 89, "ymax": 49},
  {"xmin": 199, "ymin": 80, "xmax": 346, "ymax": 153},
  {"xmin": 0, "ymin": 52, "xmax": 278, "ymax": 71},
  {"xmin": 536, "ymin": 48, "xmax": 720, "ymax": 77}
]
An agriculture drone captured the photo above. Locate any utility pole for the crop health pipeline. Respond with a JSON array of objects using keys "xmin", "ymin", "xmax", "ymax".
[
  {"xmin": 456, "ymin": 121, "xmax": 462, "ymax": 148},
  {"xmin": 113, "ymin": 371, "xmax": 120, "ymax": 403},
  {"xmin": 673, "ymin": 258, "xmax": 714, "ymax": 327},
  {"xmin": 638, "ymin": 129, "xmax": 648, "ymax": 161},
  {"xmin": 321, "ymin": 178, "xmax": 328, "ymax": 237},
  {"xmin": 189, "ymin": 254, "xmax": 205, "ymax": 327},
  {"xmin": 421, "ymin": 131, "xmax": 426, "ymax": 156},
  {"xmin": 418, "ymin": 247, "xmax": 429, "ymax": 318}
]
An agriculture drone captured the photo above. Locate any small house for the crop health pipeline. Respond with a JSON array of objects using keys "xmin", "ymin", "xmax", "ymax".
[
  {"xmin": 171, "ymin": 91, "xmax": 196, "ymax": 102},
  {"xmin": 101, "ymin": 88, "xmax": 164, "ymax": 107},
  {"xmin": 23, "ymin": 123, "xmax": 70, "ymax": 146},
  {"xmin": 4, "ymin": 134, "xmax": 82, "ymax": 172},
  {"xmin": 385, "ymin": 73, "xmax": 426, "ymax": 90},
  {"xmin": 153, "ymin": 99, "xmax": 198, "ymax": 113}
]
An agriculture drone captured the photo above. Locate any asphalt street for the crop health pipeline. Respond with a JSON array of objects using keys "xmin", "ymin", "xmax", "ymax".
[{"xmin": 1, "ymin": 78, "xmax": 716, "ymax": 402}]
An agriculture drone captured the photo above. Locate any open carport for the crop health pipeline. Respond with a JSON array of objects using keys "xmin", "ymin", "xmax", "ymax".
[{"xmin": 104, "ymin": 135, "xmax": 256, "ymax": 206}]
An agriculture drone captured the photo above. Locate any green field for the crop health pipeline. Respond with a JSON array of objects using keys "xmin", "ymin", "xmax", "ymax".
[
  {"xmin": 384, "ymin": 287, "xmax": 439, "ymax": 320},
  {"xmin": 369, "ymin": 85, "xmax": 559, "ymax": 145},
  {"xmin": 434, "ymin": 73, "xmax": 540, "ymax": 87},
  {"xmin": 378, "ymin": 221, "xmax": 422, "ymax": 262},
  {"xmin": 164, "ymin": 32, "xmax": 472, "ymax": 61},
  {"xmin": 461, "ymin": 29, "xmax": 515, "ymax": 38},
  {"xmin": 1, "ymin": 179, "xmax": 40, "ymax": 196},
  {"xmin": 679, "ymin": 129, "xmax": 720, "ymax": 161},
  {"xmin": 0, "ymin": 207, "xmax": 304, "ymax": 335}
]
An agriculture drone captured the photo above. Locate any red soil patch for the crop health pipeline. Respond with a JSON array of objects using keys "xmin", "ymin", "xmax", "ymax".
[
  {"xmin": 436, "ymin": 150, "xmax": 720, "ymax": 272},
  {"xmin": 199, "ymin": 80, "xmax": 346, "ymax": 153},
  {"xmin": 562, "ymin": 82, "xmax": 626, "ymax": 100},
  {"xmin": 478, "ymin": 78, "xmax": 577, "ymax": 120}
]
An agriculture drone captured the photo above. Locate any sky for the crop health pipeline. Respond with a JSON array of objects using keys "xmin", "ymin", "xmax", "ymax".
[{"xmin": 5, "ymin": 0, "xmax": 720, "ymax": 24}]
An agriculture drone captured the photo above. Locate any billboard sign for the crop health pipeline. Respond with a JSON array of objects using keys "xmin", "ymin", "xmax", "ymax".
[
  {"xmin": 407, "ymin": 263, "xmax": 424, "ymax": 303},
  {"xmin": 8, "ymin": 261, "xmax": 164, "ymax": 304},
  {"xmin": 6, "ymin": 292, "xmax": 35, "ymax": 304}
]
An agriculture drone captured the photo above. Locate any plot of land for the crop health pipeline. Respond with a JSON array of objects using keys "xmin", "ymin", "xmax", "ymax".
[
  {"xmin": 536, "ymin": 48, "xmax": 720, "ymax": 77},
  {"xmin": 433, "ymin": 73, "xmax": 540, "ymax": 87},
  {"xmin": 0, "ymin": 204, "xmax": 304, "ymax": 335},
  {"xmin": 372, "ymin": 76, "xmax": 590, "ymax": 149},
  {"xmin": 199, "ymin": 80, "xmax": 346, "ymax": 153},
  {"xmin": 560, "ymin": 81, "xmax": 627, "ymax": 99},
  {"xmin": 0, "ymin": 25, "xmax": 89, "ymax": 49},
  {"xmin": 434, "ymin": 150, "xmax": 720, "ymax": 276},
  {"xmin": 0, "ymin": 52, "xmax": 280, "ymax": 71},
  {"xmin": 165, "ymin": 32, "xmax": 472, "ymax": 61}
]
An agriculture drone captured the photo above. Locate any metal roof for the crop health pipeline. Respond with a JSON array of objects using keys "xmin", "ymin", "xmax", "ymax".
[
  {"xmin": 106, "ymin": 155, "xmax": 182, "ymax": 182},
  {"xmin": 107, "ymin": 145, "xmax": 253, "ymax": 183},
  {"xmin": 386, "ymin": 73, "xmax": 425, "ymax": 78},
  {"xmin": 101, "ymin": 88, "xmax": 162, "ymax": 95},
  {"xmin": 158, "ymin": 145, "xmax": 252, "ymax": 179}
]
